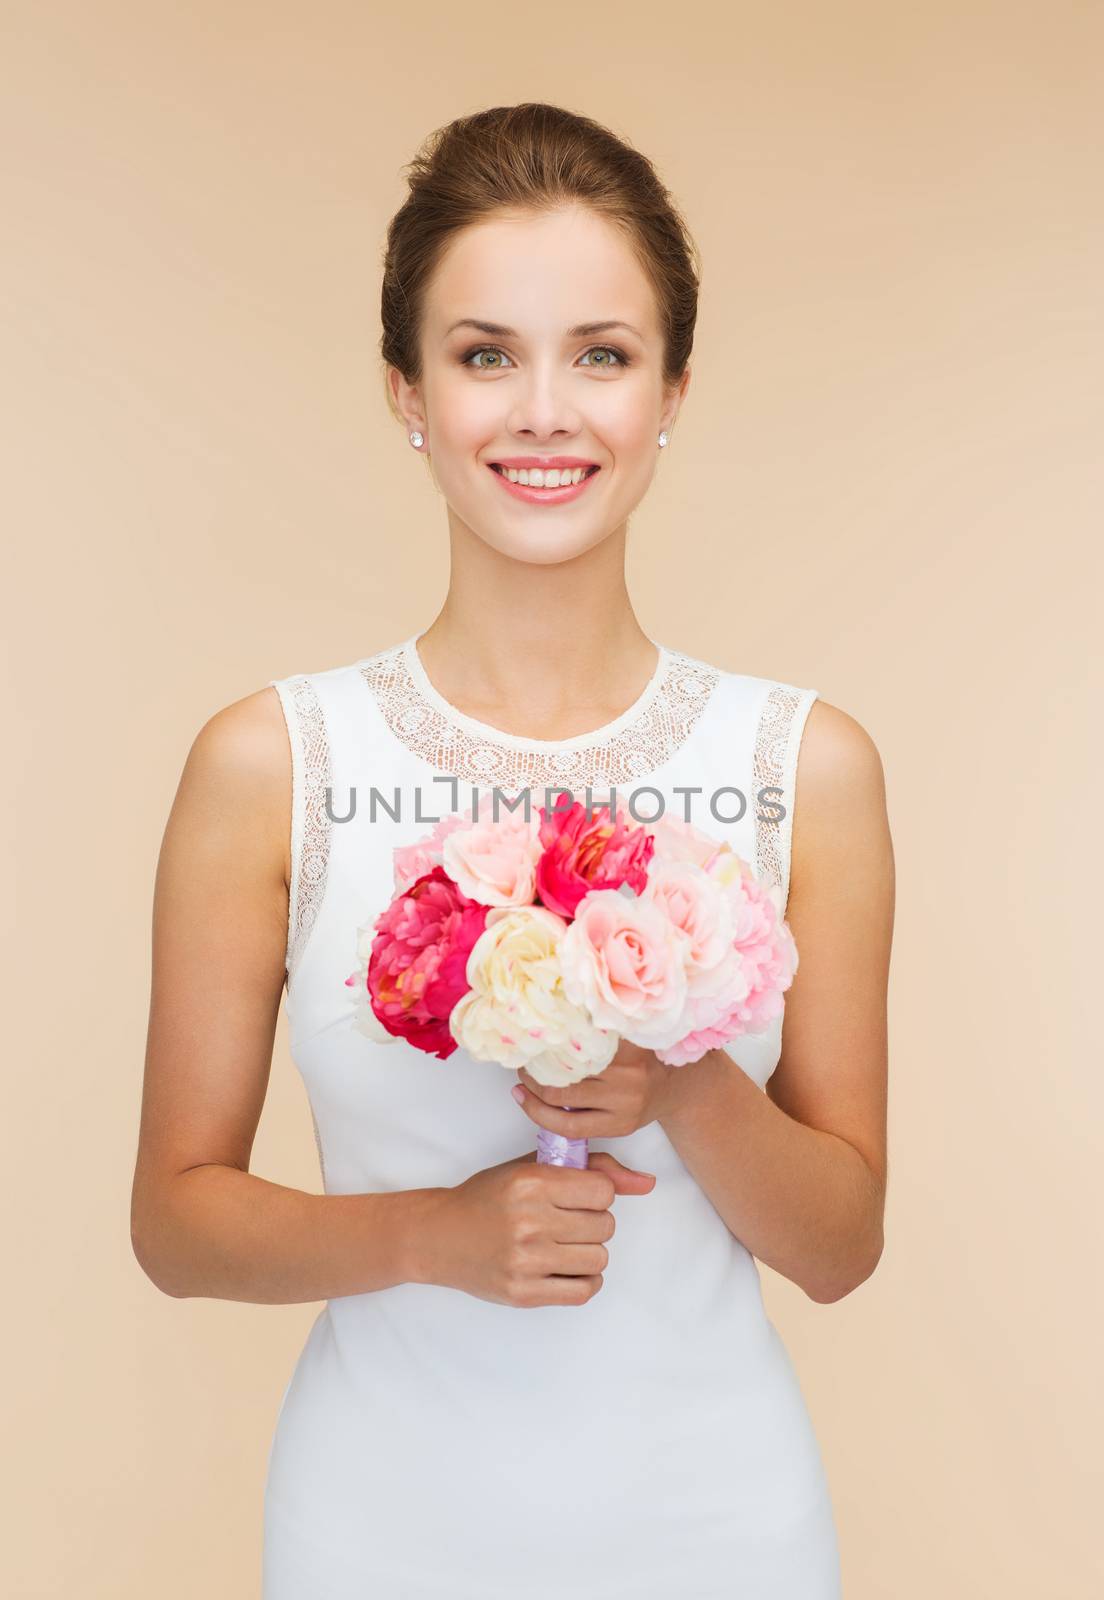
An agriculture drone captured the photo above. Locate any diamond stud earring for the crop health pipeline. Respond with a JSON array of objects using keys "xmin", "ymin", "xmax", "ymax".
[
  {"xmin": 658, "ymin": 431, "xmax": 669, "ymax": 448},
  {"xmin": 409, "ymin": 430, "xmax": 424, "ymax": 448}
]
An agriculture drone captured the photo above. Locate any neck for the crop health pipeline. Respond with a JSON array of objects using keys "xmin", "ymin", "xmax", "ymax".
[{"xmin": 411, "ymin": 519, "xmax": 658, "ymax": 735}]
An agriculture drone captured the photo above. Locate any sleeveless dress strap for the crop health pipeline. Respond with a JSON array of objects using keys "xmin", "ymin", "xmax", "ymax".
[
  {"xmin": 267, "ymin": 674, "xmax": 333, "ymax": 981},
  {"xmin": 752, "ymin": 680, "xmax": 819, "ymax": 917}
]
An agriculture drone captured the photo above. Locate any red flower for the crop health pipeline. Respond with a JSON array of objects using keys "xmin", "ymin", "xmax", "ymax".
[
  {"xmin": 535, "ymin": 798, "xmax": 655, "ymax": 920},
  {"xmin": 366, "ymin": 866, "xmax": 488, "ymax": 1059}
]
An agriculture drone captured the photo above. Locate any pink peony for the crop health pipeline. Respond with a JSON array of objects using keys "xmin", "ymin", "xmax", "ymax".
[
  {"xmin": 535, "ymin": 797, "xmax": 654, "ymax": 920},
  {"xmin": 655, "ymin": 866, "xmax": 799, "ymax": 1066},
  {"xmin": 558, "ymin": 887, "xmax": 689, "ymax": 1050},
  {"xmin": 646, "ymin": 811, "xmax": 731, "ymax": 873},
  {"xmin": 349, "ymin": 865, "xmax": 489, "ymax": 1059},
  {"xmin": 392, "ymin": 813, "xmax": 469, "ymax": 895}
]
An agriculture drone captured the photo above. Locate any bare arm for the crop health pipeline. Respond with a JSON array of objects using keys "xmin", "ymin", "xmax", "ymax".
[
  {"xmin": 657, "ymin": 700, "xmax": 894, "ymax": 1303},
  {"xmin": 129, "ymin": 686, "xmax": 442, "ymax": 1303}
]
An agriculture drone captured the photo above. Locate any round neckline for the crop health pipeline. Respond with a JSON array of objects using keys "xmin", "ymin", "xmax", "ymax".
[{"xmin": 398, "ymin": 632, "xmax": 671, "ymax": 753}]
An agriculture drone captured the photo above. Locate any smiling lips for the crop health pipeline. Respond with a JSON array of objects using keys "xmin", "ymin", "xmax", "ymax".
[{"xmin": 487, "ymin": 459, "xmax": 601, "ymax": 504}]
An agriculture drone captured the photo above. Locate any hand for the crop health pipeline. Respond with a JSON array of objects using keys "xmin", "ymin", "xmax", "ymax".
[
  {"xmin": 511, "ymin": 1039, "xmax": 679, "ymax": 1142},
  {"xmin": 421, "ymin": 1147, "xmax": 656, "ymax": 1309}
]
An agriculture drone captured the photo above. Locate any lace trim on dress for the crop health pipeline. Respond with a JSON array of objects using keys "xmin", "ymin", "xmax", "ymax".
[
  {"xmin": 752, "ymin": 682, "xmax": 816, "ymax": 913},
  {"xmin": 358, "ymin": 643, "xmax": 721, "ymax": 794},
  {"xmin": 285, "ymin": 674, "xmax": 332, "ymax": 978}
]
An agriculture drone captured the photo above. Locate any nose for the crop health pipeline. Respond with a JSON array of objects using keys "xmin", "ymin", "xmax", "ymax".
[{"xmin": 506, "ymin": 359, "xmax": 581, "ymax": 441}]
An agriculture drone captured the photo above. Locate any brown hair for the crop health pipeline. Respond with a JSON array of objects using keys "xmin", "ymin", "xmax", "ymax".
[{"xmin": 380, "ymin": 102, "xmax": 701, "ymax": 412}]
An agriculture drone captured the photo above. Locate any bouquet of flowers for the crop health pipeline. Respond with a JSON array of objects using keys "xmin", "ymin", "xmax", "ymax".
[{"xmin": 344, "ymin": 793, "xmax": 798, "ymax": 1168}]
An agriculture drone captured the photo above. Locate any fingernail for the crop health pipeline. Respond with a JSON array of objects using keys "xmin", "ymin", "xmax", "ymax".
[{"xmin": 511, "ymin": 1085, "xmax": 525, "ymax": 1104}]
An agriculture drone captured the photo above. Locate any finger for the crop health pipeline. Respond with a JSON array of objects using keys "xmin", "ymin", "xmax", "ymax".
[
  {"xmin": 511, "ymin": 1084, "xmax": 610, "ymax": 1138},
  {"xmin": 601, "ymin": 1059, "xmax": 652, "ymax": 1089},
  {"xmin": 516, "ymin": 1067, "xmax": 568, "ymax": 1104},
  {"xmin": 586, "ymin": 1152, "xmax": 657, "ymax": 1194},
  {"xmin": 544, "ymin": 1242, "xmax": 610, "ymax": 1276},
  {"xmin": 516, "ymin": 1067, "xmax": 608, "ymax": 1108},
  {"xmin": 543, "ymin": 1159, "xmax": 653, "ymax": 1207},
  {"xmin": 552, "ymin": 1205, "xmax": 618, "ymax": 1244}
]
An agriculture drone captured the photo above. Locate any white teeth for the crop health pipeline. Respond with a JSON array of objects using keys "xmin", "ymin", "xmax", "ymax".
[{"xmin": 503, "ymin": 466, "xmax": 590, "ymax": 486}]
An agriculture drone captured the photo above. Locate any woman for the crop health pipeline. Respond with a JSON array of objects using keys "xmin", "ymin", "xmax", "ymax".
[{"xmin": 132, "ymin": 102, "xmax": 893, "ymax": 1597}]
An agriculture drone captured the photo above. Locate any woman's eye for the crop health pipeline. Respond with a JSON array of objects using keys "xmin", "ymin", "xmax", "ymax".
[
  {"xmin": 578, "ymin": 346, "xmax": 626, "ymax": 368},
  {"xmin": 463, "ymin": 346, "xmax": 514, "ymax": 370}
]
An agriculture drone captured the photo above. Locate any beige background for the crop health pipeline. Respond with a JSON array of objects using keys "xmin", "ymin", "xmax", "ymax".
[{"xmin": 4, "ymin": 2, "xmax": 1100, "ymax": 1594}]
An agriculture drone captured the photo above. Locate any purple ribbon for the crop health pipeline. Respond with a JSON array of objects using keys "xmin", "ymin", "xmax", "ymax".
[{"xmin": 534, "ymin": 1103, "xmax": 589, "ymax": 1168}]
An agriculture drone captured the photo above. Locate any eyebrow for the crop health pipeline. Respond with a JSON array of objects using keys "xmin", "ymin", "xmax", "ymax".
[{"xmin": 444, "ymin": 318, "xmax": 645, "ymax": 340}]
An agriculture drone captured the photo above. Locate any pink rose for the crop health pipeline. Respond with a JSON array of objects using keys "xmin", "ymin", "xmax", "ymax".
[
  {"xmin": 351, "ymin": 865, "xmax": 489, "ymax": 1059},
  {"xmin": 441, "ymin": 804, "xmax": 543, "ymax": 907},
  {"xmin": 535, "ymin": 797, "xmax": 654, "ymax": 919},
  {"xmin": 641, "ymin": 859, "xmax": 741, "ymax": 1001},
  {"xmin": 558, "ymin": 887, "xmax": 689, "ymax": 1049}
]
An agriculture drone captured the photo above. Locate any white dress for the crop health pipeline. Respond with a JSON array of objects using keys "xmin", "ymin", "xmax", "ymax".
[{"xmin": 262, "ymin": 634, "xmax": 841, "ymax": 1599}]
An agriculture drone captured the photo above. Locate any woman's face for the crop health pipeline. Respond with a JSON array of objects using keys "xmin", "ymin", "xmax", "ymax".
[{"xmin": 392, "ymin": 206, "xmax": 689, "ymax": 565}]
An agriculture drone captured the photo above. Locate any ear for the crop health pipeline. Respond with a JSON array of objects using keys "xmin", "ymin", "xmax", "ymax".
[
  {"xmin": 660, "ymin": 365, "xmax": 692, "ymax": 434},
  {"xmin": 388, "ymin": 364, "xmax": 427, "ymax": 435}
]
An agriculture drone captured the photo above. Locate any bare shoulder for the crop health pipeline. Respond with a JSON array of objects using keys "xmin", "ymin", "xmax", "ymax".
[
  {"xmin": 796, "ymin": 697, "xmax": 886, "ymax": 806},
  {"xmin": 790, "ymin": 697, "xmax": 894, "ymax": 906},
  {"xmin": 185, "ymin": 683, "xmax": 290, "ymax": 785},
  {"xmin": 167, "ymin": 683, "xmax": 292, "ymax": 890}
]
